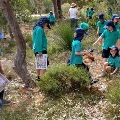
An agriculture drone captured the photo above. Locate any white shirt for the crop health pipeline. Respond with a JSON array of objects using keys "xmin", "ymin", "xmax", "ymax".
[{"xmin": 69, "ymin": 8, "xmax": 78, "ymax": 19}]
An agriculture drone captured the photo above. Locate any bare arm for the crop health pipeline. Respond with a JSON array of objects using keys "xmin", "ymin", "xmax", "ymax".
[
  {"xmin": 93, "ymin": 36, "xmax": 103, "ymax": 45},
  {"xmin": 111, "ymin": 67, "xmax": 118, "ymax": 75},
  {"xmin": 75, "ymin": 51, "xmax": 89, "ymax": 55},
  {"xmin": 116, "ymin": 39, "xmax": 120, "ymax": 50}
]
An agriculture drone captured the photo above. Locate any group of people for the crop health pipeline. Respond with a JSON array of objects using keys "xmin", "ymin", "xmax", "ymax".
[
  {"xmin": 32, "ymin": 7, "xmax": 120, "ymax": 81},
  {"xmin": 86, "ymin": 7, "xmax": 95, "ymax": 19}
]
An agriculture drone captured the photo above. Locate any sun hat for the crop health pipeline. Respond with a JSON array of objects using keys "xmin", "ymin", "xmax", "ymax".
[
  {"xmin": 33, "ymin": 16, "xmax": 51, "ymax": 30},
  {"xmin": 112, "ymin": 14, "xmax": 120, "ymax": 20},
  {"xmin": 104, "ymin": 20, "xmax": 115, "ymax": 29},
  {"xmin": 99, "ymin": 13, "xmax": 104, "ymax": 19},
  {"xmin": 79, "ymin": 22, "xmax": 89, "ymax": 32},
  {"xmin": 70, "ymin": 3, "xmax": 76, "ymax": 8},
  {"xmin": 0, "ymin": 32, "xmax": 5, "ymax": 39},
  {"xmin": 109, "ymin": 45, "xmax": 118, "ymax": 50}
]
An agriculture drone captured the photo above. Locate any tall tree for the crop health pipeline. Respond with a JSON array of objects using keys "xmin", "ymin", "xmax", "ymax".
[
  {"xmin": 52, "ymin": 0, "xmax": 59, "ymax": 19},
  {"xmin": 0, "ymin": 0, "xmax": 36, "ymax": 88}
]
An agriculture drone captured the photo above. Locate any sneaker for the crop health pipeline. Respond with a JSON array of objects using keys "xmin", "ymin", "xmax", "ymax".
[
  {"xmin": 2, "ymin": 99, "xmax": 11, "ymax": 105},
  {"xmin": 91, "ymin": 79, "xmax": 99, "ymax": 85},
  {"xmin": 36, "ymin": 76, "xmax": 40, "ymax": 81},
  {"xmin": 97, "ymin": 73, "xmax": 105, "ymax": 78}
]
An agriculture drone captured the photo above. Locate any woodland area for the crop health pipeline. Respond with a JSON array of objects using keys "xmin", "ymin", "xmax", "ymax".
[{"xmin": 0, "ymin": 0, "xmax": 120, "ymax": 120}]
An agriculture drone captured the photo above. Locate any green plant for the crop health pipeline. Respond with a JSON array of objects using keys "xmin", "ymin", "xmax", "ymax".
[
  {"xmin": 37, "ymin": 65, "xmax": 90, "ymax": 97},
  {"xmin": 53, "ymin": 22, "xmax": 74, "ymax": 51},
  {"xmin": 24, "ymin": 33, "xmax": 32, "ymax": 48},
  {"xmin": 104, "ymin": 104, "xmax": 120, "ymax": 120},
  {"xmin": 105, "ymin": 80, "xmax": 120, "ymax": 104}
]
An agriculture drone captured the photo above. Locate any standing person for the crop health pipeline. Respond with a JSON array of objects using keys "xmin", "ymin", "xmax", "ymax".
[
  {"xmin": 0, "ymin": 32, "xmax": 11, "ymax": 110},
  {"xmin": 32, "ymin": 16, "xmax": 51, "ymax": 81},
  {"xmin": 48, "ymin": 11, "xmax": 56, "ymax": 27},
  {"xmin": 112, "ymin": 14, "xmax": 120, "ymax": 31},
  {"xmin": 86, "ymin": 8, "xmax": 89, "ymax": 19},
  {"xmin": 89, "ymin": 8, "xmax": 95, "ymax": 19},
  {"xmin": 68, "ymin": 3, "xmax": 78, "ymax": 29},
  {"xmin": 70, "ymin": 25, "xmax": 89, "ymax": 70},
  {"xmin": 93, "ymin": 20, "xmax": 120, "ymax": 77},
  {"xmin": 96, "ymin": 13, "xmax": 106, "ymax": 37}
]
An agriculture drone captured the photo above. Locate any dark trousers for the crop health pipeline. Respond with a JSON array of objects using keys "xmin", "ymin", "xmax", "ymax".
[
  {"xmin": 75, "ymin": 63, "xmax": 89, "ymax": 71},
  {"xmin": 0, "ymin": 90, "xmax": 4, "ymax": 100},
  {"xmin": 70, "ymin": 18, "xmax": 77, "ymax": 29}
]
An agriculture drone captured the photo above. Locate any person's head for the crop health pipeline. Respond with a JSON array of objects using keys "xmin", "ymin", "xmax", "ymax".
[
  {"xmin": 99, "ymin": 13, "xmax": 104, "ymax": 22},
  {"xmin": 87, "ymin": 8, "xmax": 89, "ymax": 10},
  {"xmin": 33, "ymin": 16, "xmax": 51, "ymax": 30},
  {"xmin": 91, "ymin": 8, "xmax": 94, "ymax": 10},
  {"xmin": 112, "ymin": 14, "xmax": 120, "ymax": 23},
  {"xmin": 104, "ymin": 20, "xmax": 116, "ymax": 31},
  {"xmin": 74, "ymin": 27, "xmax": 88, "ymax": 41},
  {"xmin": 49, "ymin": 11, "xmax": 53, "ymax": 15},
  {"xmin": 0, "ymin": 32, "xmax": 5, "ymax": 42},
  {"xmin": 79, "ymin": 22, "xmax": 89, "ymax": 32},
  {"xmin": 109, "ymin": 45, "xmax": 119, "ymax": 56},
  {"xmin": 70, "ymin": 3, "xmax": 76, "ymax": 8}
]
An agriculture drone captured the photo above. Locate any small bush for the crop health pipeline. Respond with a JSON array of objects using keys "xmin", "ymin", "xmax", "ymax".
[
  {"xmin": 37, "ymin": 65, "xmax": 90, "ymax": 97},
  {"xmin": 24, "ymin": 33, "xmax": 32, "ymax": 48},
  {"xmin": 105, "ymin": 80, "xmax": 120, "ymax": 104},
  {"xmin": 53, "ymin": 22, "xmax": 74, "ymax": 51}
]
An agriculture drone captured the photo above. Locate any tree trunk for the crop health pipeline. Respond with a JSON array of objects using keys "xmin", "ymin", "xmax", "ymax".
[
  {"xmin": 0, "ymin": 0, "xmax": 36, "ymax": 88},
  {"xmin": 52, "ymin": 0, "xmax": 59, "ymax": 19},
  {"xmin": 57, "ymin": 0, "xmax": 62, "ymax": 18}
]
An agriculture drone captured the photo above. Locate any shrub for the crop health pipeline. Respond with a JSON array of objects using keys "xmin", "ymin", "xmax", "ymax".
[
  {"xmin": 53, "ymin": 22, "xmax": 74, "ymax": 51},
  {"xmin": 37, "ymin": 65, "xmax": 90, "ymax": 97},
  {"xmin": 24, "ymin": 33, "xmax": 32, "ymax": 48},
  {"xmin": 105, "ymin": 80, "xmax": 120, "ymax": 104}
]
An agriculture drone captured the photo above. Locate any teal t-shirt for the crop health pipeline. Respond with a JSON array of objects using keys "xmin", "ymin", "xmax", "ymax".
[
  {"xmin": 115, "ymin": 23, "xmax": 120, "ymax": 32},
  {"xmin": 96, "ymin": 20, "xmax": 106, "ymax": 33},
  {"xmin": 115, "ymin": 57, "xmax": 120, "ymax": 67},
  {"xmin": 101, "ymin": 29, "xmax": 120, "ymax": 50},
  {"xmin": 32, "ymin": 26, "xmax": 48, "ymax": 54},
  {"xmin": 48, "ymin": 15, "xmax": 56, "ymax": 22},
  {"xmin": 89, "ymin": 10, "xmax": 95, "ymax": 17},
  {"xmin": 70, "ymin": 40, "xmax": 83, "ymax": 65},
  {"xmin": 86, "ymin": 10, "xmax": 89, "ymax": 17},
  {"xmin": 107, "ymin": 55, "xmax": 119, "ymax": 69}
]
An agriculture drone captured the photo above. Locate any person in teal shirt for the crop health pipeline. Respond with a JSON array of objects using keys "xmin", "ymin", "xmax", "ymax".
[
  {"xmin": 93, "ymin": 20, "xmax": 120, "ymax": 77},
  {"xmin": 48, "ymin": 11, "xmax": 56, "ymax": 27},
  {"xmin": 112, "ymin": 14, "xmax": 120, "ymax": 31},
  {"xmin": 86, "ymin": 8, "xmax": 89, "ymax": 19},
  {"xmin": 102, "ymin": 45, "xmax": 119, "ymax": 76},
  {"xmin": 70, "ymin": 24, "xmax": 89, "ymax": 70},
  {"xmin": 32, "ymin": 16, "xmax": 51, "ymax": 81},
  {"xmin": 96, "ymin": 13, "xmax": 106, "ymax": 36},
  {"xmin": 89, "ymin": 8, "xmax": 95, "ymax": 19}
]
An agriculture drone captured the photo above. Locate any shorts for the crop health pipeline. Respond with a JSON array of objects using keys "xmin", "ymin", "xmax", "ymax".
[
  {"xmin": 102, "ymin": 49, "xmax": 110, "ymax": 58},
  {"xmin": 35, "ymin": 50, "xmax": 49, "ymax": 66},
  {"xmin": 75, "ymin": 63, "xmax": 89, "ymax": 71}
]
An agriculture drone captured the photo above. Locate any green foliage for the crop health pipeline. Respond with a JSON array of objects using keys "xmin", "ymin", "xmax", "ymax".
[
  {"xmin": 104, "ymin": 104, "xmax": 120, "ymax": 120},
  {"xmin": 105, "ymin": 80, "xmax": 120, "ymax": 104},
  {"xmin": 42, "ymin": 0, "xmax": 52, "ymax": 13},
  {"xmin": 0, "ymin": 110, "xmax": 30, "ymax": 120},
  {"xmin": 37, "ymin": 65, "xmax": 90, "ymax": 97},
  {"xmin": 53, "ymin": 22, "xmax": 74, "ymax": 51},
  {"xmin": 24, "ymin": 33, "xmax": 32, "ymax": 48}
]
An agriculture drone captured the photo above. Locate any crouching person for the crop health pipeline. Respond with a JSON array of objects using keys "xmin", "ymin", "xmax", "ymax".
[
  {"xmin": 103, "ymin": 45, "xmax": 119, "ymax": 76},
  {"xmin": 70, "ymin": 26, "xmax": 89, "ymax": 70}
]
